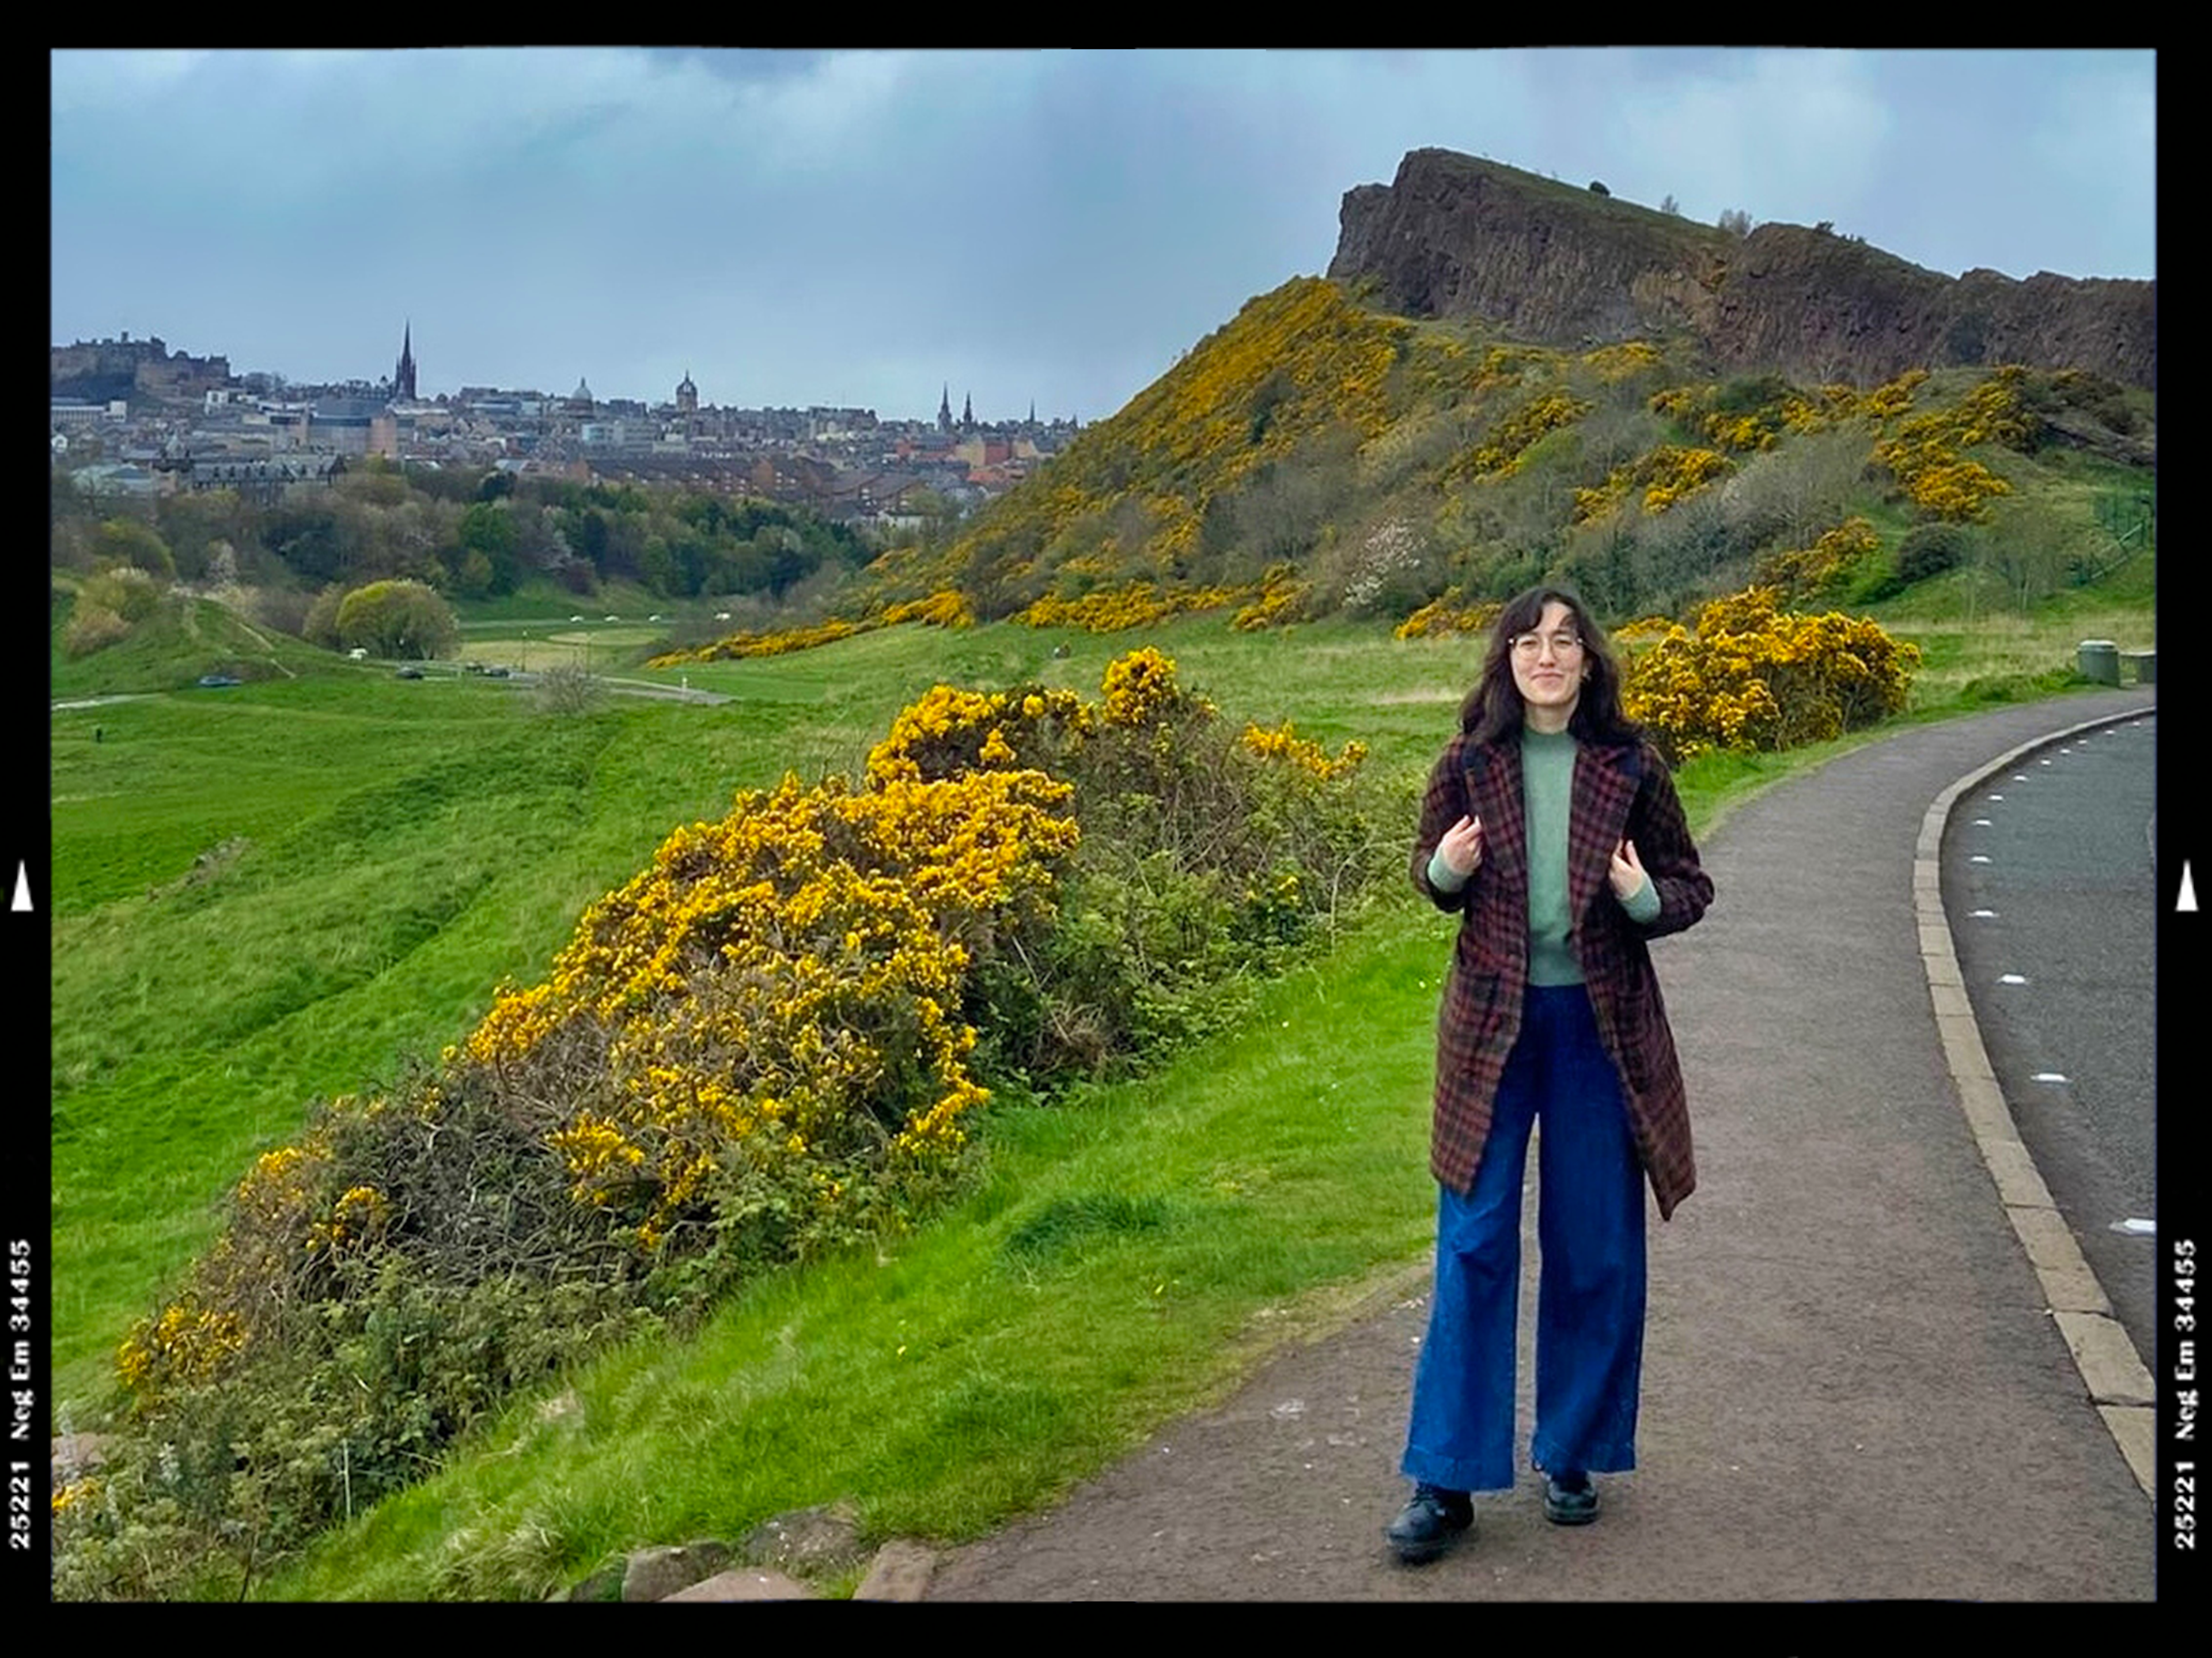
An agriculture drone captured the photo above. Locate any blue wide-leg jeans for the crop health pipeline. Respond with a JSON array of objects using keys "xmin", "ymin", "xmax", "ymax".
[{"xmin": 1400, "ymin": 983, "xmax": 1647, "ymax": 1493}]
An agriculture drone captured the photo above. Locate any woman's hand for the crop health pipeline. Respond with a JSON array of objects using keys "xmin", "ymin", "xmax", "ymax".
[
  {"xmin": 1438, "ymin": 814, "xmax": 1484, "ymax": 878},
  {"xmin": 1608, "ymin": 837, "xmax": 1647, "ymax": 901}
]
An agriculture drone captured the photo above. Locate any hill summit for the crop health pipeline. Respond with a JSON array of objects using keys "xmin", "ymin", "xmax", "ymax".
[{"xmin": 1328, "ymin": 149, "xmax": 2154, "ymax": 392}]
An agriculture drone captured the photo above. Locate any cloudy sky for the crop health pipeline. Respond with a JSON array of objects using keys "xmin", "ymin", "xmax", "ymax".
[{"xmin": 51, "ymin": 48, "xmax": 2154, "ymax": 423}]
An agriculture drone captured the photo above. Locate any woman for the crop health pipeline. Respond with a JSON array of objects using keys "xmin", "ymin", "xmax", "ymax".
[{"xmin": 1387, "ymin": 584, "xmax": 1713, "ymax": 1564}]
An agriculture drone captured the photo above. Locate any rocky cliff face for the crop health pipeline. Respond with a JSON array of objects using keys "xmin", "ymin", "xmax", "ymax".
[{"xmin": 1328, "ymin": 149, "xmax": 2155, "ymax": 391}]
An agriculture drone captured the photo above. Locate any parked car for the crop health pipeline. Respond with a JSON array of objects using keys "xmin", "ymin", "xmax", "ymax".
[
  {"xmin": 396, "ymin": 665, "xmax": 425, "ymax": 680},
  {"xmin": 484, "ymin": 666, "xmax": 511, "ymax": 678},
  {"xmin": 195, "ymin": 674, "xmax": 243, "ymax": 688}
]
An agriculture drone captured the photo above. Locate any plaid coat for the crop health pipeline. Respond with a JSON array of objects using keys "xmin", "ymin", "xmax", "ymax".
[{"xmin": 1412, "ymin": 729, "xmax": 1713, "ymax": 1220}]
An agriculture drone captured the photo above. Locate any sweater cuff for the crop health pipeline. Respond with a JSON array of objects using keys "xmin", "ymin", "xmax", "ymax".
[
  {"xmin": 1619, "ymin": 870, "xmax": 1661, "ymax": 923},
  {"xmin": 1427, "ymin": 847, "xmax": 1471, "ymax": 894}
]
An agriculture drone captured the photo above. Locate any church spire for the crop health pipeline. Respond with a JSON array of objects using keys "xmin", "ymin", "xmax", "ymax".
[
  {"xmin": 937, "ymin": 382, "xmax": 953, "ymax": 433},
  {"xmin": 393, "ymin": 320, "xmax": 417, "ymax": 402}
]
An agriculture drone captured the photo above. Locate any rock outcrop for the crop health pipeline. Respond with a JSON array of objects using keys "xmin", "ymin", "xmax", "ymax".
[{"xmin": 1328, "ymin": 149, "xmax": 2154, "ymax": 391}]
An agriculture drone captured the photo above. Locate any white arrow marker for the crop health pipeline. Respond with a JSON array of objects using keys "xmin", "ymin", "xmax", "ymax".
[
  {"xmin": 2031, "ymin": 1073, "xmax": 2069, "ymax": 1084},
  {"xmin": 1970, "ymin": 856, "xmax": 1992, "ymax": 864},
  {"xmin": 1999, "ymin": 974, "xmax": 2028, "ymax": 985},
  {"xmin": 2115, "ymin": 1218, "xmax": 2156, "ymax": 1236},
  {"xmin": 1988, "ymin": 794, "xmax": 2005, "ymax": 801},
  {"xmin": 2181, "ymin": 861, "xmax": 2200, "ymax": 914},
  {"xmin": 9, "ymin": 862, "xmax": 28, "ymax": 913},
  {"xmin": 1973, "ymin": 818, "xmax": 1994, "ymax": 826},
  {"xmin": 1971, "ymin": 910, "xmax": 1998, "ymax": 918}
]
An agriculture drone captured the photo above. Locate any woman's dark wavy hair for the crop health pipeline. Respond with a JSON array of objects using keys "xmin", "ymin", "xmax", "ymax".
[{"xmin": 1459, "ymin": 582, "xmax": 1643, "ymax": 747}]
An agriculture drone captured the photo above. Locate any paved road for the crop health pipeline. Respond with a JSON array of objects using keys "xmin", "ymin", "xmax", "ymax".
[
  {"xmin": 924, "ymin": 690, "xmax": 2158, "ymax": 1601},
  {"xmin": 1942, "ymin": 713, "xmax": 2157, "ymax": 1365}
]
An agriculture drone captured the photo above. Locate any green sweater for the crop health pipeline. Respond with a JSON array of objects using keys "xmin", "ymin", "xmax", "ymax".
[{"xmin": 1427, "ymin": 727, "xmax": 1660, "ymax": 983}]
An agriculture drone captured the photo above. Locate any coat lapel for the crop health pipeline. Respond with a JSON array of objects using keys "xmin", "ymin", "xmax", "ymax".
[
  {"xmin": 1567, "ymin": 742, "xmax": 1640, "ymax": 925},
  {"xmin": 1462, "ymin": 741, "xmax": 1527, "ymax": 891}
]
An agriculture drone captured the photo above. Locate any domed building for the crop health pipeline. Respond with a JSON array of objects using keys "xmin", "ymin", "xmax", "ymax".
[{"xmin": 676, "ymin": 370, "xmax": 698, "ymax": 415}]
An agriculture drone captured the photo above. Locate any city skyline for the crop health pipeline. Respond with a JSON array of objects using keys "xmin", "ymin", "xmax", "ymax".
[
  {"xmin": 53, "ymin": 50, "xmax": 2154, "ymax": 422},
  {"xmin": 55, "ymin": 320, "xmax": 1063, "ymax": 428}
]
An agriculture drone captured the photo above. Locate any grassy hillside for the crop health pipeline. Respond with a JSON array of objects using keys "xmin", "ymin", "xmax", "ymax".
[
  {"xmin": 51, "ymin": 578, "xmax": 338, "ymax": 699},
  {"xmin": 832, "ymin": 279, "xmax": 2152, "ymax": 654}
]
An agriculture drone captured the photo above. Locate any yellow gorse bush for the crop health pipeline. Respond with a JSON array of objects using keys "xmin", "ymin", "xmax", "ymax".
[
  {"xmin": 653, "ymin": 616, "xmax": 863, "ymax": 665},
  {"xmin": 115, "ymin": 1297, "xmax": 248, "ymax": 1400},
  {"xmin": 1870, "ymin": 370, "xmax": 2029, "ymax": 523},
  {"xmin": 1237, "ymin": 721, "xmax": 1369, "ymax": 781},
  {"xmin": 1752, "ymin": 516, "xmax": 1884, "ymax": 601},
  {"xmin": 1574, "ymin": 444, "xmax": 1733, "ymax": 523},
  {"xmin": 1393, "ymin": 596, "xmax": 1503, "ymax": 640},
  {"xmin": 1448, "ymin": 391, "xmax": 1593, "ymax": 483},
  {"xmin": 881, "ymin": 589, "xmax": 976, "ymax": 629},
  {"xmin": 1623, "ymin": 585, "xmax": 1919, "ymax": 763},
  {"xmin": 1099, "ymin": 646, "xmax": 1184, "ymax": 729},
  {"xmin": 1016, "ymin": 581, "xmax": 1242, "ymax": 633},
  {"xmin": 865, "ymin": 683, "xmax": 1091, "ymax": 785},
  {"xmin": 1860, "ymin": 368, "xmax": 1929, "ymax": 424},
  {"xmin": 1580, "ymin": 340, "xmax": 1664, "ymax": 382},
  {"xmin": 459, "ymin": 762, "xmax": 1081, "ymax": 1247},
  {"xmin": 1230, "ymin": 565, "xmax": 1312, "ymax": 632},
  {"xmin": 650, "ymin": 589, "xmax": 972, "ymax": 668}
]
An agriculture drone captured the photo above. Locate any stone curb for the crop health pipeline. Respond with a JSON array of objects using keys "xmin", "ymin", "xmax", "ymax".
[{"xmin": 1914, "ymin": 702, "xmax": 2156, "ymax": 1496}]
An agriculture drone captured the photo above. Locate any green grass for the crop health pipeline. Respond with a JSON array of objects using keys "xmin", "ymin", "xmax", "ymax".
[
  {"xmin": 48, "ymin": 654, "xmax": 953, "ymax": 1409},
  {"xmin": 1865, "ymin": 563, "xmax": 2154, "ymax": 708},
  {"xmin": 53, "ymin": 569, "xmax": 2152, "ymax": 1596}
]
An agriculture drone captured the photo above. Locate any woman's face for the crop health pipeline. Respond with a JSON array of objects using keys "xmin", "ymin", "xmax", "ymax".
[{"xmin": 1509, "ymin": 599, "xmax": 1587, "ymax": 723}]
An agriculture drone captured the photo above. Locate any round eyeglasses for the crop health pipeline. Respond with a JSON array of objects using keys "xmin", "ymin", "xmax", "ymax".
[{"xmin": 1509, "ymin": 631, "xmax": 1584, "ymax": 658}]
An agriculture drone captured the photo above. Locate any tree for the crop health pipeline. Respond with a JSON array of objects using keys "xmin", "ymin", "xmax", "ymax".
[
  {"xmin": 90, "ymin": 517, "xmax": 175, "ymax": 581},
  {"xmin": 1979, "ymin": 497, "xmax": 2078, "ymax": 615},
  {"xmin": 52, "ymin": 467, "xmax": 96, "ymax": 525},
  {"xmin": 531, "ymin": 662, "xmax": 605, "ymax": 716},
  {"xmin": 158, "ymin": 488, "xmax": 252, "ymax": 582},
  {"xmin": 456, "ymin": 502, "xmax": 520, "ymax": 595},
  {"xmin": 1717, "ymin": 207, "xmax": 1753, "ymax": 238},
  {"xmin": 1660, "ymin": 194, "xmax": 1680, "ymax": 216},
  {"xmin": 335, "ymin": 463, "xmax": 409, "ymax": 509},
  {"xmin": 266, "ymin": 501, "xmax": 362, "ymax": 585},
  {"xmin": 303, "ymin": 584, "xmax": 347, "ymax": 649},
  {"xmin": 333, "ymin": 578, "xmax": 459, "ymax": 659}
]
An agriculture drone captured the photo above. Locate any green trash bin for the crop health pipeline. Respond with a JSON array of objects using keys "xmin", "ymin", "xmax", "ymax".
[{"xmin": 2077, "ymin": 639, "xmax": 2120, "ymax": 686}]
